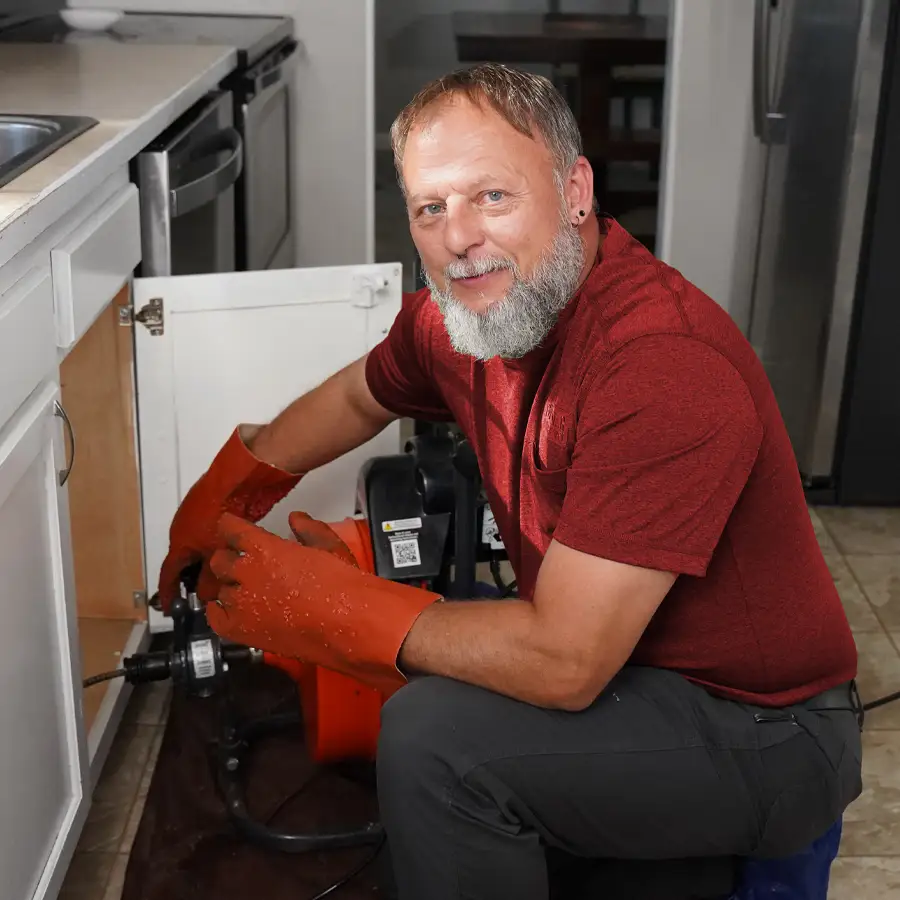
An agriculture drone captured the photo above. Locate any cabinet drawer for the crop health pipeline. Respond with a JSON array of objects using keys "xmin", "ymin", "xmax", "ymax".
[
  {"xmin": 51, "ymin": 183, "xmax": 141, "ymax": 350},
  {"xmin": 0, "ymin": 267, "xmax": 56, "ymax": 430}
]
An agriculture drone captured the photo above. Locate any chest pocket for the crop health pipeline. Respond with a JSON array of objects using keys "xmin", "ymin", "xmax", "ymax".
[
  {"xmin": 526, "ymin": 385, "xmax": 574, "ymax": 542},
  {"xmin": 529, "ymin": 431, "xmax": 570, "ymax": 541},
  {"xmin": 534, "ymin": 398, "xmax": 574, "ymax": 470}
]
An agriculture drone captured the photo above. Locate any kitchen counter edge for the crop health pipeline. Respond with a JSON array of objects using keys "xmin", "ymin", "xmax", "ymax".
[{"xmin": 0, "ymin": 45, "xmax": 239, "ymax": 271}]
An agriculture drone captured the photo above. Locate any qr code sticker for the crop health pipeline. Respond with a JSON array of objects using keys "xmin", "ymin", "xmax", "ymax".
[{"xmin": 391, "ymin": 538, "xmax": 421, "ymax": 568}]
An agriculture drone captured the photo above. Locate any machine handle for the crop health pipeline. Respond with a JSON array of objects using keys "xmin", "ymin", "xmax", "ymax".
[
  {"xmin": 753, "ymin": 0, "xmax": 787, "ymax": 145},
  {"xmin": 169, "ymin": 127, "xmax": 243, "ymax": 218},
  {"xmin": 54, "ymin": 400, "xmax": 75, "ymax": 487}
]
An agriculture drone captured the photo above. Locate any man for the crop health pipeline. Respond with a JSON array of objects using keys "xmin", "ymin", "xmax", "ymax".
[{"xmin": 158, "ymin": 64, "xmax": 863, "ymax": 899}]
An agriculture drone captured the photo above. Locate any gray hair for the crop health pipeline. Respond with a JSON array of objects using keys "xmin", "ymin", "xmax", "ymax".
[{"xmin": 390, "ymin": 63, "xmax": 584, "ymax": 192}]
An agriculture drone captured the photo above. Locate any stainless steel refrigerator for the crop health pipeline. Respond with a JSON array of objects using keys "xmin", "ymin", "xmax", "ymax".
[{"xmin": 746, "ymin": 0, "xmax": 895, "ymax": 502}]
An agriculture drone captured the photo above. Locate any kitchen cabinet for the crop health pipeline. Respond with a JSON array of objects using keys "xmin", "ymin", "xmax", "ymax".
[
  {"xmin": 0, "ymin": 163, "xmax": 402, "ymax": 897},
  {"xmin": 0, "ymin": 382, "xmax": 90, "ymax": 900},
  {"xmin": 0, "ymin": 169, "xmax": 148, "ymax": 900}
]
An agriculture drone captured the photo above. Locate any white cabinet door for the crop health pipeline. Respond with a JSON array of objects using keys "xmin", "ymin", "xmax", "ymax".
[
  {"xmin": 0, "ymin": 382, "xmax": 90, "ymax": 900},
  {"xmin": 132, "ymin": 263, "xmax": 404, "ymax": 631}
]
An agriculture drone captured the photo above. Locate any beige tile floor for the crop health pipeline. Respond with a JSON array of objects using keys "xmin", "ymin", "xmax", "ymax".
[
  {"xmin": 58, "ymin": 680, "xmax": 170, "ymax": 900},
  {"xmin": 59, "ymin": 506, "xmax": 900, "ymax": 898}
]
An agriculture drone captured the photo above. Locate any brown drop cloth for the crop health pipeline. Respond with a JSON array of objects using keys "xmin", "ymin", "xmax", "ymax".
[{"xmin": 121, "ymin": 660, "xmax": 384, "ymax": 900}]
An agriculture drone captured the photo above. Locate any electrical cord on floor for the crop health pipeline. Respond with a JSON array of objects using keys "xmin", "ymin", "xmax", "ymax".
[
  {"xmin": 261, "ymin": 770, "xmax": 384, "ymax": 900},
  {"xmin": 306, "ymin": 837, "xmax": 385, "ymax": 900},
  {"xmin": 863, "ymin": 690, "xmax": 900, "ymax": 712},
  {"xmin": 262, "ymin": 771, "xmax": 322, "ymax": 826},
  {"xmin": 83, "ymin": 669, "xmax": 127, "ymax": 688}
]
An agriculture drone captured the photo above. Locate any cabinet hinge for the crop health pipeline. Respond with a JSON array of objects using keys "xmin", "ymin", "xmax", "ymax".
[
  {"xmin": 133, "ymin": 590, "xmax": 148, "ymax": 609},
  {"xmin": 351, "ymin": 274, "xmax": 389, "ymax": 309},
  {"xmin": 120, "ymin": 297, "xmax": 165, "ymax": 335}
]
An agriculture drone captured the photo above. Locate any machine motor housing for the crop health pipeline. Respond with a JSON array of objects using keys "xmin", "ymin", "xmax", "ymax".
[{"xmin": 354, "ymin": 432, "xmax": 508, "ymax": 597}]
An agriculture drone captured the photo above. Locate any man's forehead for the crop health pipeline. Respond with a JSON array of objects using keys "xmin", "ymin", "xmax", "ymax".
[
  {"xmin": 408, "ymin": 97, "xmax": 535, "ymax": 151},
  {"xmin": 402, "ymin": 100, "xmax": 554, "ymax": 196}
]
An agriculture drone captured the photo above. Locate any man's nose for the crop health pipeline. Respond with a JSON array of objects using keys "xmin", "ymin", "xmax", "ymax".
[{"xmin": 443, "ymin": 202, "xmax": 484, "ymax": 258}]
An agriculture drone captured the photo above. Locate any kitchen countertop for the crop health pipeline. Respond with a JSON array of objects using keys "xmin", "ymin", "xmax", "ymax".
[{"xmin": 0, "ymin": 41, "xmax": 238, "ymax": 268}]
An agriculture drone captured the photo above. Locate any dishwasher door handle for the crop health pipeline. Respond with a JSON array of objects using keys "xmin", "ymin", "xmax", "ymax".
[{"xmin": 169, "ymin": 127, "xmax": 244, "ymax": 218}]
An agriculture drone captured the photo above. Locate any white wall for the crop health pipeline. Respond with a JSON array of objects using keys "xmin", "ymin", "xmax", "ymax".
[
  {"xmin": 377, "ymin": 0, "xmax": 670, "ymax": 137},
  {"xmin": 655, "ymin": 0, "xmax": 765, "ymax": 330},
  {"xmin": 69, "ymin": 0, "xmax": 375, "ymax": 267}
]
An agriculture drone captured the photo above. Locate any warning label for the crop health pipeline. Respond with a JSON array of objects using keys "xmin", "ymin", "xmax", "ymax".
[{"xmin": 382, "ymin": 517, "xmax": 423, "ymax": 533}]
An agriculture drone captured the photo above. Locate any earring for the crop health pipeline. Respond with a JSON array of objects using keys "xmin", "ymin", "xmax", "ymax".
[{"xmin": 579, "ymin": 210, "xmax": 586, "ymax": 216}]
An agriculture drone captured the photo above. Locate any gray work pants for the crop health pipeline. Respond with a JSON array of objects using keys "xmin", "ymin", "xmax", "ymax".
[{"xmin": 376, "ymin": 666, "xmax": 863, "ymax": 900}]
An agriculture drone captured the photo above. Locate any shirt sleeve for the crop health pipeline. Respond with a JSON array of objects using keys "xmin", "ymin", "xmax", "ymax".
[
  {"xmin": 364, "ymin": 289, "xmax": 455, "ymax": 421},
  {"xmin": 553, "ymin": 335, "xmax": 764, "ymax": 577}
]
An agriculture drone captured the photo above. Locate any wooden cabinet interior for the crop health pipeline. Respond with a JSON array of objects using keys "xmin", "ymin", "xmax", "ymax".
[{"xmin": 59, "ymin": 284, "xmax": 146, "ymax": 733}]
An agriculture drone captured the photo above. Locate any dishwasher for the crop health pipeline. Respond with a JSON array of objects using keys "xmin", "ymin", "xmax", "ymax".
[
  {"xmin": 226, "ymin": 36, "xmax": 298, "ymax": 271},
  {"xmin": 134, "ymin": 90, "xmax": 243, "ymax": 277}
]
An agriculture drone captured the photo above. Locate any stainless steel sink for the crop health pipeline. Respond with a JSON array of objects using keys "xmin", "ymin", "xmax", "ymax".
[{"xmin": 0, "ymin": 115, "xmax": 98, "ymax": 188}]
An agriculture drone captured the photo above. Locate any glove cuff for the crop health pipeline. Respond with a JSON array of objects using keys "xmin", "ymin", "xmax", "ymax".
[
  {"xmin": 362, "ymin": 579, "xmax": 442, "ymax": 695},
  {"xmin": 215, "ymin": 427, "xmax": 303, "ymax": 523}
]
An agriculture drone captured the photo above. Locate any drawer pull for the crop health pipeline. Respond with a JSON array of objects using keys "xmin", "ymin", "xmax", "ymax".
[{"xmin": 54, "ymin": 400, "xmax": 75, "ymax": 486}]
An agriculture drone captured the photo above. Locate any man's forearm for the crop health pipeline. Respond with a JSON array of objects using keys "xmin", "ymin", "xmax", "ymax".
[
  {"xmin": 248, "ymin": 357, "xmax": 397, "ymax": 474},
  {"xmin": 399, "ymin": 599, "xmax": 596, "ymax": 710}
]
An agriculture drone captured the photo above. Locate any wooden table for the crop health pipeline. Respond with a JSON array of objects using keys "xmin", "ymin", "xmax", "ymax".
[
  {"xmin": 454, "ymin": 13, "xmax": 667, "ymax": 66},
  {"xmin": 453, "ymin": 13, "xmax": 668, "ymax": 204}
]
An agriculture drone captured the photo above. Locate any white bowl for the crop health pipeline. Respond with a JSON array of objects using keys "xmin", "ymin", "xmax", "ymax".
[{"xmin": 59, "ymin": 8, "xmax": 124, "ymax": 32}]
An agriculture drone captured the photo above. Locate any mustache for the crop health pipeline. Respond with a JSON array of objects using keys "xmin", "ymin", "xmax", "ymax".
[{"xmin": 443, "ymin": 256, "xmax": 517, "ymax": 280}]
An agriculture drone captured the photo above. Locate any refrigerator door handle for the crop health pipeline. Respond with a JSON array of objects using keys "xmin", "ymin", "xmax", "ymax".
[{"xmin": 753, "ymin": 0, "xmax": 788, "ymax": 145}]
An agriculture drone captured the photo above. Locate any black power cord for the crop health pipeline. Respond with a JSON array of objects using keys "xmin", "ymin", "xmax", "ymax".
[
  {"xmin": 83, "ymin": 669, "xmax": 127, "ymax": 688},
  {"xmin": 307, "ymin": 839, "xmax": 385, "ymax": 900},
  {"xmin": 260, "ymin": 770, "xmax": 384, "ymax": 900},
  {"xmin": 262, "ymin": 771, "xmax": 322, "ymax": 826},
  {"xmin": 864, "ymin": 690, "xmax": 900, "ymax": 712}
]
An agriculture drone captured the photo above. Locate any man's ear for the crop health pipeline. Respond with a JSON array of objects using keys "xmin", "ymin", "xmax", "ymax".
[{"xmin": 565, "ymin": 157, "xmax": 595, "ymax": 222}]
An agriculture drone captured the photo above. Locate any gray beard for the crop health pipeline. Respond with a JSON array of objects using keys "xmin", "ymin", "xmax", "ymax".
[{"xmin": 423, "ymin": 222, "xmax": 586, "ymax": 361}]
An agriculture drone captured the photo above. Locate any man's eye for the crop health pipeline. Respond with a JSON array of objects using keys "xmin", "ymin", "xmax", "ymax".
[
  {"xmin": 421, "ymin": 204, "xmax": 443, "ymax": 216},
  {"xmin": 485, "ymin": 190, "xmax": 504, "ymax": 202}
]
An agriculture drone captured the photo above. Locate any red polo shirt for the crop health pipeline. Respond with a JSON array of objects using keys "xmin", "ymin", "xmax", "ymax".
[{"xmin": 365, "ymin": 219, "xmax": 857, "ymax": 706}]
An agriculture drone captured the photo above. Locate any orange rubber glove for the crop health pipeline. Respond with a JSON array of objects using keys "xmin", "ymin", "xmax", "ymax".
[
  {"xmin": 157, "ymin": 428, "xmax": 301, "ymax": 611},
  {"xmin": 207, "ymin": 512, "xmax": 441, "ymax": 694}
]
